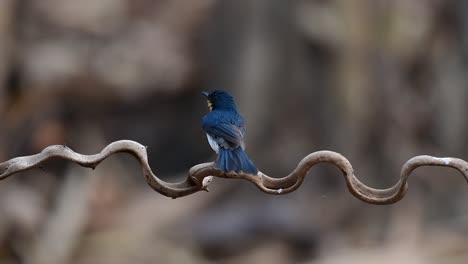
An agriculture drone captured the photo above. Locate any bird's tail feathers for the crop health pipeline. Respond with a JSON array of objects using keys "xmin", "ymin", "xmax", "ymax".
[{"xmin": 216, "ymin": 147, "xmax": 258, "ymax": 175}]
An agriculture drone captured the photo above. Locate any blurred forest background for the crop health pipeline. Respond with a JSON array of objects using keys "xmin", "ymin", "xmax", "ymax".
[{"xmin": 0, "ymin": 0, "xmax": 467, "ymax": 263}]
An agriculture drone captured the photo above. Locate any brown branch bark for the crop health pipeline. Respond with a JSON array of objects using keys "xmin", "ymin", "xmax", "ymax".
[{"xmin": 0, "ymin": 140, "xmax": 467, "ymax": 204}]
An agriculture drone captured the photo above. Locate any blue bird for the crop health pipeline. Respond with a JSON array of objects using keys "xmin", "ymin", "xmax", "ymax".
[{"xmin": 201, "ymin": 90, "xmax": 258, "ymax": 175}]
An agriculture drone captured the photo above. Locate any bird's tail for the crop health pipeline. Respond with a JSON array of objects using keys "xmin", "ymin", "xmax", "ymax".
[{"xmin": 216, "ymin": 147, "xmax": 258, "ymax": 175}]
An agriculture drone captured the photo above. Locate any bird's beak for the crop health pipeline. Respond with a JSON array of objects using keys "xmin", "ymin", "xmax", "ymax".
[{"xmin": 202, "ymin": 91, "xmax": 209, "ymax": 97}]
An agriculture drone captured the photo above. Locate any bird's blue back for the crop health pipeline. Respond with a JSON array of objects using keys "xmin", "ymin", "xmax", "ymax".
[{"xmin": 202, "ymin": 91, "xmax": 246, "ymax": 149}]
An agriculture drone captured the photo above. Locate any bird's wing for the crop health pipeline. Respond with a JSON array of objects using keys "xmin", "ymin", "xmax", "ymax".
[{"xmin": 203, "ymin": 121, "xmax": 244, "ymax": 148}]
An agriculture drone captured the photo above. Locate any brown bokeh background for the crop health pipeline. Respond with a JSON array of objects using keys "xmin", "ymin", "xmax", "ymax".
[{"xmin": 0, "ymin": 0, "xmax": 467, "ymax": 263}]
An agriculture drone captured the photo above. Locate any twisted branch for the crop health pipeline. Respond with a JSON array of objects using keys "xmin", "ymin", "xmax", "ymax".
[{"xmin": 0, "ymin": 140, "xmax": 467, "ymax": 204}]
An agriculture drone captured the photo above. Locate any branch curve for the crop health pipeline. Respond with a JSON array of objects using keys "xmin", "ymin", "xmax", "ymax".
[{"xmin": 0, "ymin": 140, "xmax": 467, "ymax": 204}]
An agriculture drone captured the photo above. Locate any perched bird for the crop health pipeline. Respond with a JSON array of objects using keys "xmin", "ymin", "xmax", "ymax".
[{"xmin": 201, "ymin": 90, "xmax": 258, "ymax": 174}]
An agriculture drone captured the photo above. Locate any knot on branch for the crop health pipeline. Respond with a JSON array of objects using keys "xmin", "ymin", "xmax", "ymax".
[{"xmin": 0, "ymin": 140, "xmax": 467, "ymax": 204}]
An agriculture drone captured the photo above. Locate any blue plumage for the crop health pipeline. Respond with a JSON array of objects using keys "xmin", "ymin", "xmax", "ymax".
[{"xmin": 201, "ymin": 91, "xmax": 258, "ymax": 175}]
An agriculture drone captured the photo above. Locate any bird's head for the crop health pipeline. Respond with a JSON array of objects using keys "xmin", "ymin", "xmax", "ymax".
[{"xmin": 202, "ymin": 90, "xmax": 237, "ymax": 111}]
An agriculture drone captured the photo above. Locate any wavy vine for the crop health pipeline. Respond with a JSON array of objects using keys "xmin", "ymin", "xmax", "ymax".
[{"xmin": 0, "ymin": 140, "xmax": 467, "ymax": 204}]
